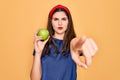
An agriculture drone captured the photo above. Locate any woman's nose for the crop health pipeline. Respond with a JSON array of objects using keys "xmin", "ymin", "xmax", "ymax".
[{"xmin": 58, "ymin": 20, "xmax": 62, "ymax": 26}]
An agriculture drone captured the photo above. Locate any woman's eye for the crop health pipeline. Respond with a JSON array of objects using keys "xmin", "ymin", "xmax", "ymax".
[
  {"xmin": 53, "ymin": 18, "xmax": 58, "ymax": 21},
  {"xmin": 62, "ymin": 18, "xmax": 67, "ymax": 21}
]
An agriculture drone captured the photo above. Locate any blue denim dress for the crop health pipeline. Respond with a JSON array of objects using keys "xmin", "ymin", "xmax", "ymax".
[{"xmin": 33, "ymin": 37, "xmax": 77, "ymax": 80}]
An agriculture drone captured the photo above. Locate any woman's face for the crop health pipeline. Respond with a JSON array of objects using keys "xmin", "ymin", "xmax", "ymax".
[{"xmin": 51, "ymin": 11, "xmax": 68, "ymax": 36}]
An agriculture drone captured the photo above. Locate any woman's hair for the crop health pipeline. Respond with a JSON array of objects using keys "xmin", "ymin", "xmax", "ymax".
[{"xmin": 42, "ymin": 6, "xmax": 76, "ymax": 56}]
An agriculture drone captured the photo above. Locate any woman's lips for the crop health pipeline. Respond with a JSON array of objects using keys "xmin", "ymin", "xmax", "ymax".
[{"xmin": 58, "ymin": 27, "xmax": 63, "ymax": 30}]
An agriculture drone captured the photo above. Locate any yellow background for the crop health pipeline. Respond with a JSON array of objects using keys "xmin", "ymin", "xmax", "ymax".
[{"xmin": 0, "ymin": 0, "xmax": 120, "ymax": 80}]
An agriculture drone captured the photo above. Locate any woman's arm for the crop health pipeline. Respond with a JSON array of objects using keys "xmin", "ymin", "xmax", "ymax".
[
  {"xmin": 30, "ymin": 53, "xmax": 42, "ymax": 80},
  {"xmin": 30, "ymin": 31, "xmax": 49, "ymax": 80}
]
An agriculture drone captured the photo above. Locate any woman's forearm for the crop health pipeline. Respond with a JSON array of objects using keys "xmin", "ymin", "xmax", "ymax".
[{"xmin": 30, "ymin": 53, "xmax": 42, "ymax": 80}]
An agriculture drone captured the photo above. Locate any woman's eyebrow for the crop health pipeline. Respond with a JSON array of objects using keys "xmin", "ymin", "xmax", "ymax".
[{"xmin": 52, "ymin": 17, "xmax": 58, "ymax": 19}]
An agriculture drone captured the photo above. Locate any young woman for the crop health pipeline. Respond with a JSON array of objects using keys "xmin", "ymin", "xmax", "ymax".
[{"xmin": 30, "ymin": 5, "xmax": 98, "ymax": 80}]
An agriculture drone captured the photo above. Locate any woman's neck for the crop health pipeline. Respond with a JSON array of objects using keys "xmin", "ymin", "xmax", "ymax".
[{"xmin": 53, "ymin": 33, "xmax": 64, "ymax": 40}]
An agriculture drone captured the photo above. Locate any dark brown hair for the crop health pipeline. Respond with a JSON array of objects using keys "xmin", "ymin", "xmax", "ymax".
[{"xmin": 42, "ymin": 8, "xmax": 76, "ymax": 56}]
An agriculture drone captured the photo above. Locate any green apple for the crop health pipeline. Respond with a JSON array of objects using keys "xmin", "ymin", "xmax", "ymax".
[{"xmin": 37, "ymin": 29, "xmax": 49, "ymax": 40}]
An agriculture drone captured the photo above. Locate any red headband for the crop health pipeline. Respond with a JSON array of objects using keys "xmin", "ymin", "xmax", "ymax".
[{"xmin": 49, "ymin": 5, "xmax": 70, "ymax": 19}]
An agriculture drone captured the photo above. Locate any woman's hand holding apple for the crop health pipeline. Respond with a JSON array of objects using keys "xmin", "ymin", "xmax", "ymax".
[{"xmin": 34, "ymin": 29, "xmax": 49, "ymax": 56}]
